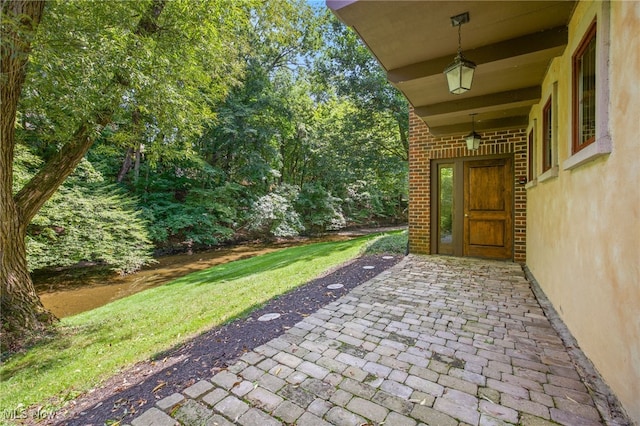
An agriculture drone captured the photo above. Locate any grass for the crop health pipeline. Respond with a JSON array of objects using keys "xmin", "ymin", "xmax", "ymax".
[{"xmin": 0, "ymin": 233, "xmax": 389, "ymax": 418}]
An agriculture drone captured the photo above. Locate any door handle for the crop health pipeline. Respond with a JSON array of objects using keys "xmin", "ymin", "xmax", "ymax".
[{"xmin": 465, "ymin": 214, "xmax": 469, "ymax": 217}]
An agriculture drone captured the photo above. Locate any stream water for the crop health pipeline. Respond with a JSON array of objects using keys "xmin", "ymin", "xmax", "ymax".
[{"xmin": 33, "ymin": 236, "xmax": 353, "ymax": 319}]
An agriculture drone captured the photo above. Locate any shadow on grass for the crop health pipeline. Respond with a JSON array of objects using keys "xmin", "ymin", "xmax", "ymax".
[{"xmin": 0, "ymin": 321, "xmax": 104, "ymax": 388}]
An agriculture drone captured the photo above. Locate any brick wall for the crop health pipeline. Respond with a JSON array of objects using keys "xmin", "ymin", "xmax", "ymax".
[{"xmin": 408, "ymin": 109, "xmax": 528, "ymax": 262}]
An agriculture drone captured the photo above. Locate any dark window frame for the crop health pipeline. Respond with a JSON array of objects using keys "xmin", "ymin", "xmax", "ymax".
[{"xmin": 572, "ymin": 21, "xmax": 597, "ymax": 154}]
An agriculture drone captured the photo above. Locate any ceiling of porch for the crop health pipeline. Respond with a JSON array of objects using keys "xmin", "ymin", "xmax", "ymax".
[{"xmin": 327, "ymin": 1, "xmax": 576, "ymax": 136}]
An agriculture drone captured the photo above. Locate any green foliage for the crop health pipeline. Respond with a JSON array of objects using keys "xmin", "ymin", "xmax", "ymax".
[
  {"xmin": 11, "ymin": 0, "xmax": 409, "ymax": 269},
  {"xmin": 295, "ymin": 183, "xmax": 346, "ymax": 233},
  {"xmin": 27, "ymin": 185, "xmax": 153, "ymax": 273},
  {"xmin": 315, "ymin": 14, "xmax": 409, "ymax": 155},
  {"xmin": 247, "ymin": 182, "xmax": 352, "ymax": 239},
  {"xmin": 12, "ymin": 144, "xmax": 154, "ymax": 273},
  {"xmin": 89, "ymin": 141, "xmax": 254, "ymax": 251},
  {"xmin": 138, "ymin": 176, "xmax": 247, "ymax": 248},
  {"xmin": 364, "ymin": 231, "xmax": 408, "ymax": 255},
  {"xmin": 19, "ymin": 0, "xmax": 253, "ymax": 150},
  {"xmin": 11, "ymin": 144, "xmax": 43, "ymax": 194},
  {"xmin": 342, "ymin": 180, "xmax": 405, "ymax": 224}
]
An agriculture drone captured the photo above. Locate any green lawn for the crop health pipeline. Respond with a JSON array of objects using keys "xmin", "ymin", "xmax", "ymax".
[{"xmin": 0, "ymin": 233, "xmax": 389, "ymax": 419}]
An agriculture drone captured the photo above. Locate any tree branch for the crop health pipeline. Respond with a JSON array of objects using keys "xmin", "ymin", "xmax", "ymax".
[{"xmin": 14, "ymin": 119, "xmax": 103, "ymax": 223}]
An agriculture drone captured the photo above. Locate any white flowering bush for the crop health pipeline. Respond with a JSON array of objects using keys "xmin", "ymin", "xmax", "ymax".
[{"xmin": 247, "ymin": 185, "xmax": 305, "ymax": 238}]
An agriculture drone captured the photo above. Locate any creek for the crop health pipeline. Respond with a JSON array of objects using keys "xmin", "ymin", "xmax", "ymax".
[{"xmin": 33, "ymin": 235, "xmax": 354, "ymax": 318}]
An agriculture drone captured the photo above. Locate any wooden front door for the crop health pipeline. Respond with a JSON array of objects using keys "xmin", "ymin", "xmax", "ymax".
[
  {"xmin": 433, "ymin": 156, "xmax": 513, "ymax": 260},
  {"xmin": 463, "ymin": 158, "xmax": 513, "ymax": 259}
]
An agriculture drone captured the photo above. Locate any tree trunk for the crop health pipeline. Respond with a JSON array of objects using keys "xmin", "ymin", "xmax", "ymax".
[
  {"xmin": 117, "ymin": 147, "xmax": 134, "ymax": 183},
  {"xmin": 0, "ymin": 210, "xmax": 55, "ymax": 352},
  {"xmin": 1, "ymin": 0, "xmax": 53, "ymax": 352},
  {"xmin": 117, "ymin": 108, "xmax": 144, "ymax": 184}
]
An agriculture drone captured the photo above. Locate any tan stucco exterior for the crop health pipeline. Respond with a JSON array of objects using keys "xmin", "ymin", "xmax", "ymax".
[{"xmin": 526, "ymin": 1, "xmax": 640, "ymax": 421}]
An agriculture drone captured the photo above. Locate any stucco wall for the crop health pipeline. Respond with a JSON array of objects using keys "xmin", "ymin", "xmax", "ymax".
[{"xmin": 526, "ymin": 1, "xmax": 640, "ymax": 422}]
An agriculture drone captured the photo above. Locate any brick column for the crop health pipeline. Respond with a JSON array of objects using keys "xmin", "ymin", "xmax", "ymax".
[{"xmin": 408, "ymin": 112, "xmax": 432, "ymax": 254}]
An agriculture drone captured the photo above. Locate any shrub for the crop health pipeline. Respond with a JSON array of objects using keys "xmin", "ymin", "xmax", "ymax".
[
  {"xmin": 12, "ymin": 148, "xmax": 154, "ymax": 273},
  {"xmin": 295, "ymin": 183, "xmax": 346, "ymax": 234},
  {"xmin": 364, "ymin": 231, "xmax": 408, "ymax": 255},
  {"xmin": 139, "ymin": 182, "xmax": 247, "ymax": 249},
  {"xmin": 246, "ymin": 184, "xmax": 305, "ymax": 238},
  {"xmin": 27, "ymin": 184, "xmax": 154, "ymax": 273},
  {"xmin": 341, "ymin": 180, "xmax": 406, "ymax": 225}
]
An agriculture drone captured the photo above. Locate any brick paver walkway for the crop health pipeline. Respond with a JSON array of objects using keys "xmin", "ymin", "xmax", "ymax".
[{"xmin": 128, "ymin": 255, "xmax": 613, "ymax": 426}]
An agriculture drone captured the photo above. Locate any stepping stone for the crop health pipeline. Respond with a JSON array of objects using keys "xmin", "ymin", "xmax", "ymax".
[
  {"xmin": 258, "ymin": 313, "xmax": 281, "ymax": 322},
  {"xmin": 327, "ymin": 284, "xmax": 344, "ymax": 289},
  {"xmin": 363, "ymin": 266, "xmax": 375, "ymax": 270},
  {"xmin": 382, "ymin": 256, "xmax": 394, "ymax": 260}
]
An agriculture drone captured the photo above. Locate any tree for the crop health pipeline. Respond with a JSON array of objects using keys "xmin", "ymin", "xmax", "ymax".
[
  {"xmin": 305, "ymin": 15, "xmax": 409, "ymax": 223},
  {"xmin": 315, "ymin": 16, "xmax": 409, "ymax": 160},
  {"xmin": 197, "ymin": 0, "xmax": 324, "ymax": 191},
  {"xmin": 1, "ymin": 0, "xmax": 253, "ymax": 351}
]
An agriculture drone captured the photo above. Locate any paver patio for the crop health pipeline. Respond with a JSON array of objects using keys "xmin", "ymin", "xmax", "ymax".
[{"xmin": 129, "ymin": 255, "xmax": 620, "ymax": 426}]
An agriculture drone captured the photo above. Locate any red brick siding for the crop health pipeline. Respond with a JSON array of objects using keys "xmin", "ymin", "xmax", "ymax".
[{"xmin": 408, "ymin": 109, "xmax": 527, "ymax": 262}]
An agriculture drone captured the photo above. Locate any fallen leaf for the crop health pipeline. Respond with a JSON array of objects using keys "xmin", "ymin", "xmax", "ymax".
[
  {"xmin": 170, "ymin": 404, "xmax": 182, "ymax": 417},
  {"xmin": 152, "ymin": 382, "xmax": 166, "ymax": 393}
]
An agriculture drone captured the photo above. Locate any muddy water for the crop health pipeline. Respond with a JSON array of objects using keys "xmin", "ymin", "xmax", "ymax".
[{"xmin": 35, "ymin": 236, "xmax": 351, "ymax": 319}]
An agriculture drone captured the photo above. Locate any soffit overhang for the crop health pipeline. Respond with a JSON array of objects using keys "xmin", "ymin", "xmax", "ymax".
[{"xmin": 327, "ymin": 0, "xmax": 576, "ymax": 136}]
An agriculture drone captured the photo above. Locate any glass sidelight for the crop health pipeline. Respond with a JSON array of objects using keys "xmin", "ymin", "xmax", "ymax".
[{"xmin": 438, "ymin": 164, "xmax": 454, "ymax": 254}]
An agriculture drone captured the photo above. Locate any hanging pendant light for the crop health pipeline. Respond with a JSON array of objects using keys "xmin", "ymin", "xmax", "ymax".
[
  {"xmin": 465, "ymin": 114, "xmax": 482, "ymax": 150},
  {"xmin": 444, "ymin": 12, "xmax": 476, "ymax": 95}
]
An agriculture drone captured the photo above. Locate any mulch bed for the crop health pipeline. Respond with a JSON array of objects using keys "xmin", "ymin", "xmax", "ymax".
[{"xmin": 45, "ymin": 254, "xmax": 403, "ymax": 426}]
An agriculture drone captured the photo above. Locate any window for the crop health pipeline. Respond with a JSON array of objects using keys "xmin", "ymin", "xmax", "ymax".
[
  {"xmin": 572, "ymin": 21, "xmax": 597, "ymax": 154},
  {"xmin": 563, "ymin": 8, "xmax": 611, "ymax": 171},
  {"xmin": 542, "ymin": 97, "xmax": 553, "ymax": 172},
  {"xmin": 437, "ymin": 164, "xmax": 454, "ymax": 255}
]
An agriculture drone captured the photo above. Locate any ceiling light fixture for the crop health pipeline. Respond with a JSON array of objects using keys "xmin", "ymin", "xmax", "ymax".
[
  {"xmin": 465, "ymin": 113, "xmax": 482, "ymax": 150},
  {"xmin": 444, "ymin": 12, "xmax": 476, "ymax": 95}
]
